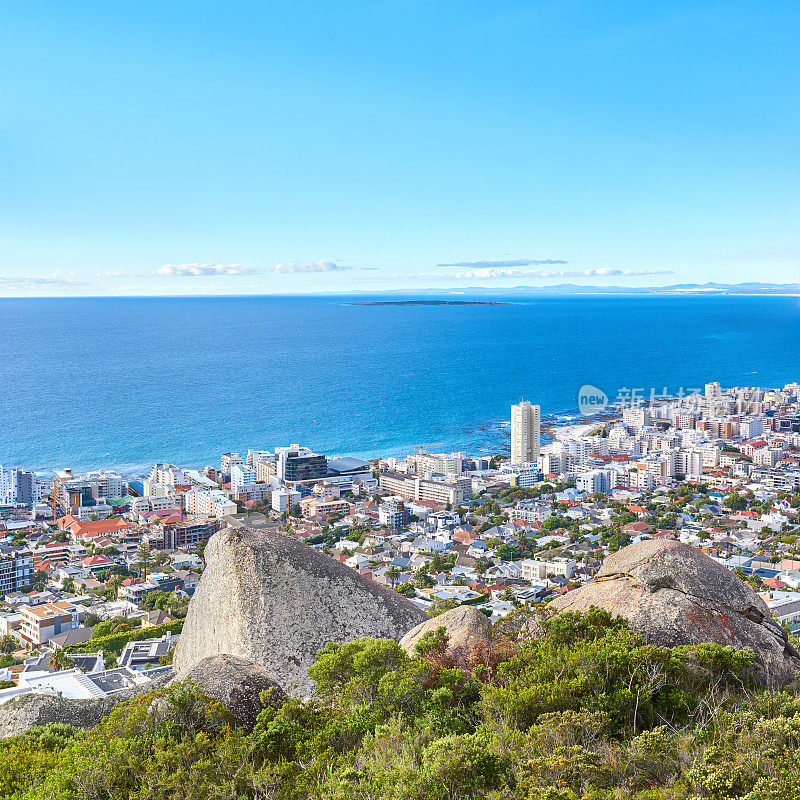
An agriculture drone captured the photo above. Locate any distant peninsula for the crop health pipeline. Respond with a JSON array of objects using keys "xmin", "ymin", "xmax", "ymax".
[{"xmin": 348, "ymin": 300, "xmax": 511, "ymax": 306}]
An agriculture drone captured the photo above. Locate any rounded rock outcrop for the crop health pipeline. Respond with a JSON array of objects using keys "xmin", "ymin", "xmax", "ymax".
[
  {"xmin": 400, "ymin": 605, "xmax": 492, "ymax": 655},
  {"xmin": 173, "ymin": 526, "xmax": 427, "ymax": 696},
  {"xmin": 171, "ymin": 654, "xmax": 286, "ymax": 729},
  {"xmin": 549, "ymin": 538, "xmax": 800, "ymax": 687},
  {"xmin": 0, "ymin": 672, "xmax": 172, "ymax": 739}
]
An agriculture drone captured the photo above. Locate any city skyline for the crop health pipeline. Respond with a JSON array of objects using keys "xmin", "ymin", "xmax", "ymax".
[{"xmin": 2, "ymin": 1, "xmax": 799, "ymax": 297}]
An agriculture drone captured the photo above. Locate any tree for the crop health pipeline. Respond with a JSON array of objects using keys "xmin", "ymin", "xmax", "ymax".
[
  {"xmin": 21, "ymin": 570, "xmax": 48, "ymax": 592},
  {"xmin": 49, "ymin": 648, "xmax": 73, "ymax": 672},
  {"xmin": 91, "ymin": 616, "xmax": 139, "ymax": 639},
  {"xmin": 134, "ymin": 540, "xmax": 155, "ymax": 581},
  {"xmin": 725, "ymin": 493, "xmax": 747, "ymax": 511},
  {"xmin": 386, "ymin": 565, "xmax": 401, "ymax": 589},
  {"xmin": 1, "ymin": 635, "xmax": 17, "ymax": 654},
  {"xmin": 106, "ymin": 573, "xmax": 123, "ymax": 599},
  {"xmin": 428, "ymin": 598, "xmax": 459, "ymax": 617},
  {"xmin": 474, "ymin": 558, "xmax": 491, "ymax": 581},
  {"xmin": 414, "ymin": 564, "xmax": 435, "ymax": 589}
]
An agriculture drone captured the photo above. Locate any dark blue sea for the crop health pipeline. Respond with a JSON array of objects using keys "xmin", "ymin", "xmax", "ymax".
[{"xmin": 1, "ymin": 295, "xmax": 798, "ymax": 475}]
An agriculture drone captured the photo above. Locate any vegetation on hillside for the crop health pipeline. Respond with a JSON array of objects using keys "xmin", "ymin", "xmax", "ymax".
[{"xmin": 3, "ymin": 609, "xmax": 800, "ymax": 799}]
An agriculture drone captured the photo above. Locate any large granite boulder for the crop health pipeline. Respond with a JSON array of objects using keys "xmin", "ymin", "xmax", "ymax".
[
  {"xmin": 400, "ymin": 606, "xmax": 492, "ymax": 655},
  {"xmin": 550, "ymin": 539, "xmax": 800, "ymax": 687},
  {"xmin": 173, "ymin": 526, "xmax": 427, "ymax": 696},
  {"xmin": 172, "ymin": 654, "xmax": 286, "ymax": 729}
]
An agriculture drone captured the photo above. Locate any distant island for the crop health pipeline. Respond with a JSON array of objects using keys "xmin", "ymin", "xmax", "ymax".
[{"xmin": 348, "ymin": 300, "xmax": 511, "ymax": 306}]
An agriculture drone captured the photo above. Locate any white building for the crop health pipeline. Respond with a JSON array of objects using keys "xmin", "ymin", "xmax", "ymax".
[
  {"xmin": 511, "ymin": 401, "xmax": 541, "ymax": 466},
  {"xmin": 416, "ymin": 452, "xmax": 466, "ymax": 476},
  {"xmin": 739, "ymin": 418, "xmax": 764, "ymax": 439},
  {"xmin": 677, "ymin": 449, "xmax": 704, "ymax": 477},
  {"xmin": 246, "ymin": 450, "xmax": 273, "ymax": 467},
  {"xmin": 128, "ymin": 496, "xmax": 176, "ymax": 516},
  {"xmin": 518, "ymin": 557, "xmax": 576, "ymax": 581},
  {"xmin": 0, "ymin": 465, "xmax": 14, "ymax": 505},
  {"xmin": 220, "ymin": 452, "xmax": 245, "ymax": 474},
  {"xmin": 502, "ymin": 463, "xmax": 541, "ymax": 487},
  {"xmin": 271, "ymin": 487, "xmax": 301, "ymax": 513},
  {"xmin": 575, "ymin": 469, "xmax": 614, "ymax": 495},
  {"xmin": 230, "ymin": 464, "xmax": 258, "ymax": 493},
  {"xmin": 513, "ymin": 500, "xmax": 553, "ymax": 523},
  {"xmin": 147, "ymin": 464, "xmax": 188, "ymax": 494},
  {"xmin": 182, "ymin": 489, "xmax": 237, "ymax": 518}
]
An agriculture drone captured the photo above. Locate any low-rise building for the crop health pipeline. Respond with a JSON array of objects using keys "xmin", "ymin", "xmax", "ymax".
[{"xmin": 18, "ymin": 600, "xmax": 80, "ymax": 647}]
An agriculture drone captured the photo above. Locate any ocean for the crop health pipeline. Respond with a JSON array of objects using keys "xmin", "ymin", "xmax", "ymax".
[{"xmin": 1, "ymin": 294, "xmax": 798, "ymax": 475}]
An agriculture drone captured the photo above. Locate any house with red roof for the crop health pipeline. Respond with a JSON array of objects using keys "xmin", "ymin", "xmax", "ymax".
[
  {"xmin": 741, "ymin": 440, "xmax": 768, "ymax": 457},
  {"xmin": 626, "ymin": 505, "xmax": 648, "ymax": 517},
  {"xmin": 59, "ymin": 515, "xmax": 135, "ymax": 541},
  {"xmin": 81, "ymin": 554, "xmax": 115, "ymax": 573},
  {"xmin": 623, "ymin": 521, "xmax": 652, "ymax": 535}
]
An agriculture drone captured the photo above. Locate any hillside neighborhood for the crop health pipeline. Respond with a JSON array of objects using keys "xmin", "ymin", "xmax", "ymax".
[{"xmin": 2, "ymin": 380, "xmax": 800, "ymax": 704}]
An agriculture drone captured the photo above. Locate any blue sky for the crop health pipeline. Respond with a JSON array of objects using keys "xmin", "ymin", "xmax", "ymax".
[{"xmin": 1, "ymin": 0, "xmax": 798, "ymax": 295}]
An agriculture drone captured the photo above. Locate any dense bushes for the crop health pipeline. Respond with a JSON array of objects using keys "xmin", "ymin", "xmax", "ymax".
[
  {"xmin": 4, "ymin": 608, "xmax": 800, "ymax": 799},
  {"xmin": 64, "ymin": 619, "xmax": 183, "ymax": 654}
]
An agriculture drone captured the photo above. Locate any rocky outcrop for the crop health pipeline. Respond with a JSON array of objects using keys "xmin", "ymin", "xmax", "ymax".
[
  {"xmin": 0, "ymin": 672, "xmax": 172, "ymax": 739},
  {"xmin": 550, "ymin": 539, "xmax": 800, "ymax": 687},
  {"xmin": 400, "ymin": 606, "xmax": 492, "ymax": 655},
  {"xmin": 173, "ymin": 654, "xmax": 286, "ymax": 729},
  {"xmin": 173, "ymin": 527, "xmax": 427, "ymax": 696}
]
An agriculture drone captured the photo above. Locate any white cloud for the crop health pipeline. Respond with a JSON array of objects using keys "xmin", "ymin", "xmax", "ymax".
[
  {"xmin": 155, "ymin": 263, "xmax": 256, "ymax": 276},
  {"xmin": 271, "ymin": 261, "xmax": 353, "ymax": 274},
  {"xmin": 0, "ymin": 271, "xmax": 85, "ymax": 291},
  {"xmin": 152, "ymin": 260, "xmax": 354, "ymax": 277},
  {"xmin": 450, "ymin": 267, "xmax": 673, "ymax": 279},
  {"xmin": 437, "ymin": 258, "xmax": 568, "ymax": 268}
]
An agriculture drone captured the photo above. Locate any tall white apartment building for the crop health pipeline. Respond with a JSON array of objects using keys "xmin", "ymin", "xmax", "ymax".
[
  {"xmin": 230, "ymin": 464, "xmax": 258, "ymax": 493},
  {"xmin": 0, "ymin": 465, "xmax": 14, "ymax": 505},
  {"xmin": 246, "ymin": 450, "xmax": 272, "ymax": 467},
  {"xmin": 677, "ymin": 449, "xmax": 704, "ymax": 477},
  {"xmin": 221, "ymin": 452, "xmax": 245, "ymax": 474},
  {"xmin": 558, "ymin": 437, "xmax": 596, "ymax": 467},
  {"xmin": 705, "ymin": 381, "xmax": 722, "ymax": 399},
  {"xmin": 575, "ymin": 469, "xmax": 614, "ymax": 494},
  {"xmin": 539, "ymin": 450, "xmax": 566, "ymax": 475},
  {"xmin": 702, "ymin": 444, "xmax": 722, "ymax": 468},
  {"xmin": 146, "ymin": 464, "xmax": 188, "ymax": 495},
  {"xmin": 739, "ymin": 418, "xmax": 764, "ymax": 439},
  {"xmin": 622, "ymin": 406, "xmax": 651, "ymax": 428},
  {"xmin": 510, "ymin": 401, "xmax": 540, "ymax": 466}
]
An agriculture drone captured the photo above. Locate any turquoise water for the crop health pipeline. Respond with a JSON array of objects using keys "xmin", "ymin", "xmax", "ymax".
[{"xmin": 0, "ymin": 295, "xmax": 798, "ymax": 474}]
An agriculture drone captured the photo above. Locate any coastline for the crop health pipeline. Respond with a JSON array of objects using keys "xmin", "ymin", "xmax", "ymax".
[{"xmin": 22, "ymin": 410, "xmax": 619, "ymax": 480}]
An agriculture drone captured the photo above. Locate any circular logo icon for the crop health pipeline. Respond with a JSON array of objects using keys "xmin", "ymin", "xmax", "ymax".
[{"xmin": 578, "ymin": 385, "xmax": 608, "ymax": 416}]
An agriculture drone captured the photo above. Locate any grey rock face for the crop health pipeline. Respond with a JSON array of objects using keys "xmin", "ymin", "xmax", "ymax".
[
  {"xmin": 173, "ymin": 527, "xmax": 427, "ymax": 696},
  {"xmin": 0, "ymin": 672, "xmax": 172, "ymax": 739},
  {"xmin": 172, "ymin": 654, "xmax": 286, "ymax": 729},
  {"xmin": 550, "ymin": 539, "xmax": 800, "ymax": 687},
  {"xmin": 400, "ymin": 606, "xmax": 492, "ymax": 655}
]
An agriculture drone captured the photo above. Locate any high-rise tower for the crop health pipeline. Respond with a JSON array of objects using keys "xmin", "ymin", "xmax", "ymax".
[{"xmin": 510, "ymin": 401, "xmax": 541, "ymax": 465}]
